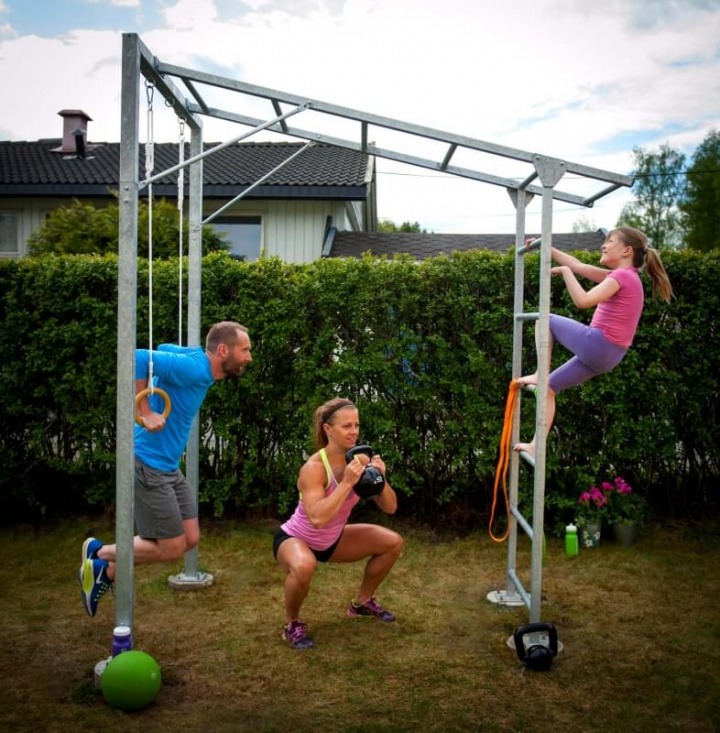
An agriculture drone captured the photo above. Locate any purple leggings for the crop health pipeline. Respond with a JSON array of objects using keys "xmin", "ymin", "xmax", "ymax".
[{"xmin": 547, "ymin": 314, "xmax": 628, "ymax": 394}]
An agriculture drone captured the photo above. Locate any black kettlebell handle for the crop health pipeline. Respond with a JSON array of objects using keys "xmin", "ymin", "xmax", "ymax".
[
  {"xmin": 345, "ymin": 445, "xmax": 374, "ymax": 464},
  {"xmin": 513, "ymin": 622, "xmax": 558, "ymax": 662}
]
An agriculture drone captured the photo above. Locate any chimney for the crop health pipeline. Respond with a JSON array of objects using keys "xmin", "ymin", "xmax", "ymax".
[{"xmin": 55, "ymin": 109, "xmax": 92, "ymax": 153}]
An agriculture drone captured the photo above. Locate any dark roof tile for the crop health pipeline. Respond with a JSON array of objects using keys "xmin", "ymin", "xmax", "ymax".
[
  {"xmin": 330, "ymin": 231, "xmax": 605, "ymax": 258},
  {"xmin": 0, "ymin": 140, "xmax": 368, "ymax": 190}
]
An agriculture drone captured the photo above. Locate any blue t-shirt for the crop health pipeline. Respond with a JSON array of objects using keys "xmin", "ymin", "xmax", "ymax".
[{"xmin": 135, "ymin": 344, "xmax": 215, "ymax": 472}]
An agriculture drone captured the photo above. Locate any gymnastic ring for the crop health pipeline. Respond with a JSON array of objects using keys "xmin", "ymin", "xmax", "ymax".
[{"xmin": 134, "ymin": 387, "xmax": 171, "ymax": 427}]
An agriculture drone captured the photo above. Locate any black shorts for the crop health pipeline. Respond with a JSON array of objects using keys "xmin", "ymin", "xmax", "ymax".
[{"xmin": 272, "ymin": 528, "xmax": 343, "ymax": 563}]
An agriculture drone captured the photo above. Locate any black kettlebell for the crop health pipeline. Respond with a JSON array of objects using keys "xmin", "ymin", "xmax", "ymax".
[
  {"xmin": 513, "ymin": 622, "xmax": 558, "ymax": 672},
  {"xmin": 345, "ymin": 445, "xmax": 385, "ymax": 500}
]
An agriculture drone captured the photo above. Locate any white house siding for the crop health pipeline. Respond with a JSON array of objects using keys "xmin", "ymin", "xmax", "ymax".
[
  {"xmin": 4, "ymin": 196, "xmax": 364, "ymax": 263},
  {"xmin": 205, "ymin": 199, "xmax": 358, "ymax": 264},
  {"xmin": 0, "ymin": 197, "xmax": 110, "ymax": 258}
]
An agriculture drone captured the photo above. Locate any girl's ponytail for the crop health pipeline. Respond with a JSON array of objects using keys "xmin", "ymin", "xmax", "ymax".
[
  {"xmin": 644, "ymin": 246, "xmax": 673, "ymax": 303},
  {"xmin": 614, "ymin": 227, "xmax": 673, "ymax": 303}
]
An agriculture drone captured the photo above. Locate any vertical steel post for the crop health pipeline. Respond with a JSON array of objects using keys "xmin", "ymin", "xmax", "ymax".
[
  {"xmin": 506, "ymin": 187, "xmax": 533, "ymax": 599},
  {"xmin": 529, "ymin": 155, "xmax": 565, "ymax": 623},
  {"xmin": 115, "ymin": 32, "xmax": 141, "ymax": 631},
  {"xmin": 168, "ymin": 120, "xmax": 213, "ymax": 589}
]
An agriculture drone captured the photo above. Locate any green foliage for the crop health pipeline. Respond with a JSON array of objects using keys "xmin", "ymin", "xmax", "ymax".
[
  {"xmin": 27, "ymin": 198, "xmax": 228, "ymax": 258},
  {"xmin": 680, "ymin": 129, "xmax": 720, "ymax": 252},
  {"xmin": 571, "ymin": 215, "xmax": 597, "ymax": 233},
  {"xmin": 377, "ymin": 219, "xmax": 428, "ymax": 233},
  {"xmin": 617, "ymin": 144, "xmax": 686, "ymax": 249},
  {"xmin": 0, "ymin": 250, "xmax": 718, "ymax": 528}
]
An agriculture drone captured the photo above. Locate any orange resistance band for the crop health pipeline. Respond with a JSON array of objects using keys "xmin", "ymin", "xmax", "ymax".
[{"xmin": 488, "ymin": 381, "xmax": 520, "ymax": 543}]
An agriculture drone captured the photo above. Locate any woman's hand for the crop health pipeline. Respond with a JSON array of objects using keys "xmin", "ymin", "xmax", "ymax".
[
  {"xmin": 370, "ymin": 454, "xmax": 387, "ymax": 475},
  {"xmin": 342, "ymin": 457, "xmax": 365, "ymax": 487},
  {"xmin": 551, "ymin": 265, "xmax": 571, "ymax": 277}
]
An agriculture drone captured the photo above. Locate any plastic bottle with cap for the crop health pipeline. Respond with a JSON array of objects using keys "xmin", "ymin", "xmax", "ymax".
[
  {"xmin": 565, "ymin": 524, "xmax": 579, "ymax": 556},
  {"xmin": 111, "ymin": 625, "xmax": 132, "ymax": 657}
]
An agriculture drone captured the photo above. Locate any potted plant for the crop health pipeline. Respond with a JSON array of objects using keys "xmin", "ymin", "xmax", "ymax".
[
  {"xmin": 576, "ymin": 485, "xmax": 608, "ymax": 548},
  {"xmin": 602, "ymin": 476, "xmax": 648, "ymax": 547}
]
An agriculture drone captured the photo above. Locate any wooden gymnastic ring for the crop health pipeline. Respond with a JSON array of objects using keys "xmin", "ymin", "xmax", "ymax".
[{"xmin": 134, "ymin": 387, "xmax": 171, "ymax": 427}]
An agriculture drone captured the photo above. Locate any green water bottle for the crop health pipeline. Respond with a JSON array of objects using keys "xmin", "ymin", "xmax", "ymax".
[{"xmin": 565, "ymin": 524, "xmax": 579, "ymax": 556}]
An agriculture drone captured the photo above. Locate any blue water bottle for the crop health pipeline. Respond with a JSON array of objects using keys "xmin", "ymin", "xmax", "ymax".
[
  {"xmin": 565, "ymin": 524, "xmax": 579, "ymax": 557},
  {"xmin": 112, "ymin": 625, "xmax": 132, "ymax": 657}
]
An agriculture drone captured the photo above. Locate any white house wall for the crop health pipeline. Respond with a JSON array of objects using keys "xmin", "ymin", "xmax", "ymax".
[
  {"xmin": 3, "ymin": 196, "xmax": 363, "ymax": 262},
  {"xmin": 206, "ymin": 199, "xmax": 357, "ymax": 263},
  {"xmin": 0, "ymin": 197, "xmax": 105, "ymax": 258}
]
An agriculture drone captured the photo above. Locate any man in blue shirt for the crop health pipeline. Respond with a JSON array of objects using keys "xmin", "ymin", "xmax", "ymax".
[{"xmin": 79, "ymin": 321, "xmax": 252, "ymax": 616}]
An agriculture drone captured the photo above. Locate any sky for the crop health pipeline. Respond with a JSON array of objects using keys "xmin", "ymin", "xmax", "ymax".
[{"xmin": 1, "ymin": 0, "xmax": 719, "ymax": 234}]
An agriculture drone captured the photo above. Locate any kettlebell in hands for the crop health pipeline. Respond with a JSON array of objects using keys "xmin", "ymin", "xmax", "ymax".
[{"xmin": 345, "ymin": 445, "xmax": 385, "ymax": 500}]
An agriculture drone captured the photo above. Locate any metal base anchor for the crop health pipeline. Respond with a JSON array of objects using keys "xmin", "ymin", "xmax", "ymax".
[
  {"xmin": 486, "ymin": 589, "xmax": 526, "ymax": 607},
  {"xmin": 93, "ymin": 656, "xmax": 112, "ymax": 689},
  {"xmin": 167, "ymin": 571, "xmax": 214, "ymax": 591}
]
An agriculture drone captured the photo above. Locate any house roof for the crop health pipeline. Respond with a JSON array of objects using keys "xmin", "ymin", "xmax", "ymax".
[
  {"xmin": 329, "ymin": 231, "xmax": 606, "ymax": 259},
  {"xmin": 0, "ymin": 140, "xmax": 370, "ymax": 200}
]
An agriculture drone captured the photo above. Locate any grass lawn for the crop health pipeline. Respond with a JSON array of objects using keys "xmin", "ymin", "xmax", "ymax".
[{"xmin": 0, "ymin": 517, "xmax": 718, "ymax": 733}]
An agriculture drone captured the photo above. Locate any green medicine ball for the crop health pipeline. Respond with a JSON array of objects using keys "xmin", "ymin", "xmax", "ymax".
[{"xmin": 101, "ymin": 650, "xmax": 161, "ymax": 711}]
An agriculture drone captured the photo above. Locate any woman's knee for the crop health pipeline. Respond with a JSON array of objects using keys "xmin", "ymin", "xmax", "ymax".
[
  {"xmin": 389, "ymin": 532, "xmax": 404, "ymax": 556},
  {"xmin": 290, "ymin": 555, "xmax": 317, "ymax": 582}
]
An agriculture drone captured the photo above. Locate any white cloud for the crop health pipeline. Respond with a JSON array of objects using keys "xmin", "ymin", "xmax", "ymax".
[
  {"xmin": 1, "ymin": 0, "xmax": 719, "ymax": 231},
  {"xmin": 87, "ymin": 0, "xmax": 141, "ymax": 6}
]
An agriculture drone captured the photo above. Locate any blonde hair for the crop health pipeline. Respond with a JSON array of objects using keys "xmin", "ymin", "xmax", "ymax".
[
  {"xmin": 313, "ymin": 398, "xmax": 356, "ymax": 450},
  {"xmin": 611, "ymin": 227, "xmax": 673, "ymax": 303}
]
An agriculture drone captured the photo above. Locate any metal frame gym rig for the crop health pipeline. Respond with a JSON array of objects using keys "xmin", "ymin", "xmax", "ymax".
[{"xmin": 116, "ymin": 32, "xmax": 633, "ymax": 648}]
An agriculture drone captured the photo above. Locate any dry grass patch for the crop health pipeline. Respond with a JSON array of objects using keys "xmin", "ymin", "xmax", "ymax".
[{"xmin": 0, "ymin": 519, "xmax": 718, "ymax": 732}]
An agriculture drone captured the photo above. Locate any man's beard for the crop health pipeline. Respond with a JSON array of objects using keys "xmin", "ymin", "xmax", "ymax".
[{"xmin": 222, "ymin": 358, "xmax": 245, "ymax": 379}]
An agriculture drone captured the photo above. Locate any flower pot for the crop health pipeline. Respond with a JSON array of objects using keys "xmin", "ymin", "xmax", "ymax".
[
  {"xmin": 579, "ymin": 521, "xmax": 601, "ymax": 548},
  {"xmin": 612, "ymin": 522, "xmax": 636, "ymax": 547}
]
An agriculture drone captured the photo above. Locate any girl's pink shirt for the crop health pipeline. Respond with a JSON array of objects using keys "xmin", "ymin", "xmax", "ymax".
[{"xmin": 590, "ymin": 267, "xmax": 644, "ymax": 347}]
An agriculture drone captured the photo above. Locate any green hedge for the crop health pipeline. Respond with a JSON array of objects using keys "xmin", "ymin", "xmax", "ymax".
[{"xmin": 1, "ymin": 250, "xmax": 718, "ymax": 530}]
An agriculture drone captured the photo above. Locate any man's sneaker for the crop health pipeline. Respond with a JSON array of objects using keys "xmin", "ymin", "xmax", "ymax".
[
  {"xmin": 347, "ymin": 597, "xmax": 396, "ymax": 622},
  {"xmin": 81, "ymin": 558, "xmax": 112, "ymax": 617},
  {"xmin": 282, "ymin": 620, "xmax": 314, "ymax": 650},
  {"xmin": 81, "ymin": 537, "xmax": 103, "ymax": 564}
]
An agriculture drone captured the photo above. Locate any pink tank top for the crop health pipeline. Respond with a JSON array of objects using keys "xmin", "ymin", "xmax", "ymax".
[
  {"xmin": 281, "ymin": 448, "xmax": 360, "ymax": 550},
  {"xmin": 590, "ymin": 268, "xmax": 644, "ymax": 348}
]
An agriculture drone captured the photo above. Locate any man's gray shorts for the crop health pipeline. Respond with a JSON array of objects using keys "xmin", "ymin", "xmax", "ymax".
[{"xmin": 134, "ymin": 459, "xmax": 197, "ymax": 540}]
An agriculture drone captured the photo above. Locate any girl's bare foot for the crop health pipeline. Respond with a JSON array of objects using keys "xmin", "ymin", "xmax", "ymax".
[
  {"xmin": 513, "ymin": 441, "xmax": 536, "ymax": 456},
  {"xmin": 515, "ymin": 373, "xmax": 538, "ymax": 387}
]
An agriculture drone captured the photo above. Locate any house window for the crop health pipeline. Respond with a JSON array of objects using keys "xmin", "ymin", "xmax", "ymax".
[
  {"xmin": 212, "ymin": 216, "xmax": 262, "ymax": 261},
  {"xmin": 0, "ymin": 213, "xmax": 19, "ymax": 255}
]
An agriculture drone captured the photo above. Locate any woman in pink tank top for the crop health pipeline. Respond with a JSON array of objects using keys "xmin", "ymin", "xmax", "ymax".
[
  {"xmin": 274, "ymin": 398, "xmax": 404, "ymax": 650},
  {"xmin": 515, "ymin": 227, "xmax": 673, "ymax": 457}
]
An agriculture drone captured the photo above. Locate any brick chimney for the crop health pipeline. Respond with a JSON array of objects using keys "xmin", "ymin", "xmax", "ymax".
[{"xmin": 55, "ymin": 109, "xmax": 92, "ymax": 153}]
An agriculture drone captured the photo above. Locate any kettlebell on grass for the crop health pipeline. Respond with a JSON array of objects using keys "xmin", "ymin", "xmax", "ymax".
[
  {"xmin": 513, "ymin": 622, "xmax": 558, "ymax": 672},
  {"xmin": 345, "ymin": 445, "xmax": 385, "ymax": 500}
]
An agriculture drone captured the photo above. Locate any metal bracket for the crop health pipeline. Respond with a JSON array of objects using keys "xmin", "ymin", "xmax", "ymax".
[{"xmin": 533, "ymin": 155, "xmax": 566, "ymax": 188}]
